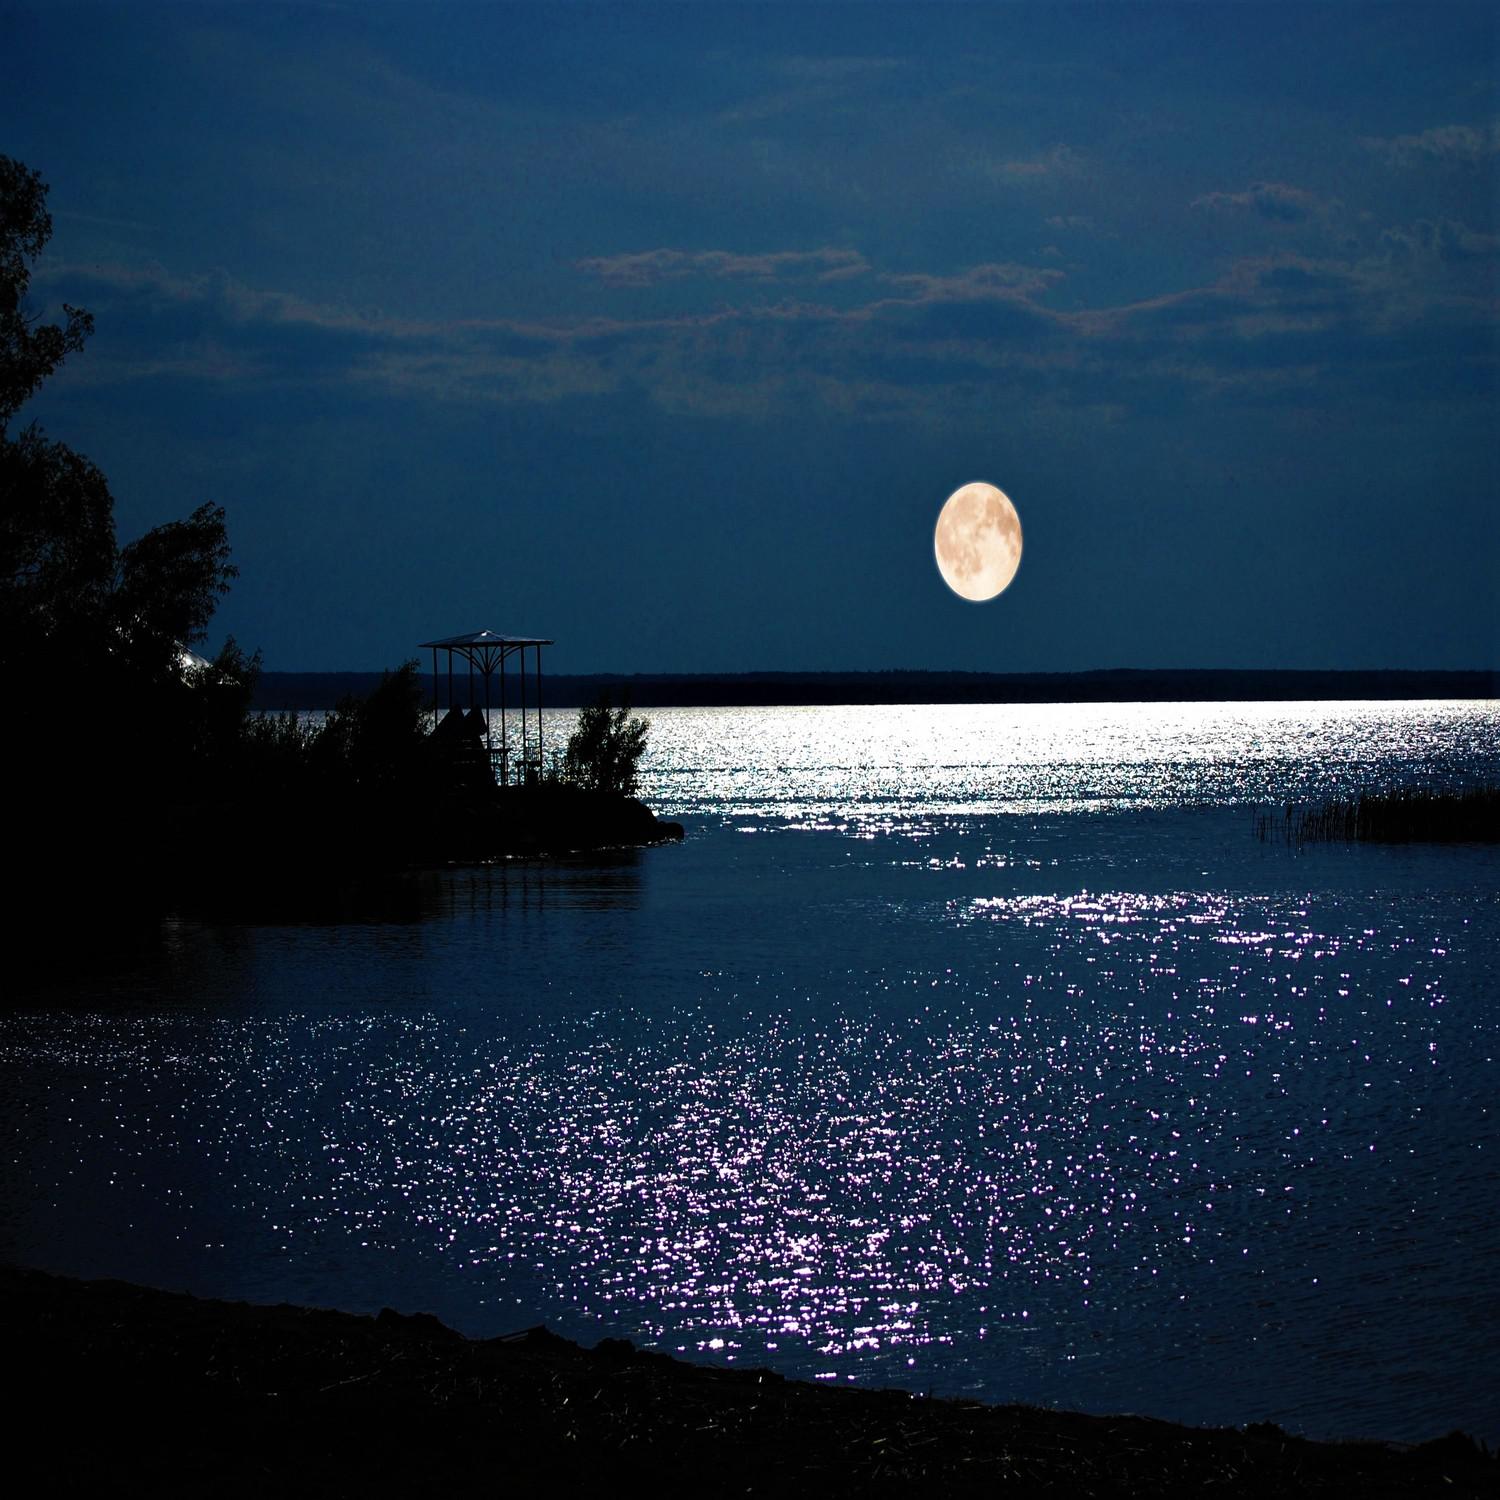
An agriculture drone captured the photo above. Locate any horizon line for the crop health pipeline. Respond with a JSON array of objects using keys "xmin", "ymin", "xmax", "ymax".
[{"xmin": 259, "ymin": 665, "xmax": 1498, "ymax": 680}]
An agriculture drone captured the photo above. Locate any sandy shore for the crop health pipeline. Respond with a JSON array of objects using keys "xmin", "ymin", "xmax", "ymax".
[{"xmin": 3, "ymin": 1266, "xmax": 1492, "ymax": 1496}]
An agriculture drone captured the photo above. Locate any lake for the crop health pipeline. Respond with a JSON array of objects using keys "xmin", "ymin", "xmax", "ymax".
[{"xmin": 2, "ymin": 700, "xmax": 1496, "ymax": 1442}]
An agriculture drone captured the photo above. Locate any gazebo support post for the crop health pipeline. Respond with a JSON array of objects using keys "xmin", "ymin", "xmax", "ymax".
[{"xmin": 417, "ymin": 631, "xmax": 554, "ymax": 789}]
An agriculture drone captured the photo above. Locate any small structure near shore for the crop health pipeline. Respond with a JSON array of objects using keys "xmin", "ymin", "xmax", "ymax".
[
  {"xmin": 420, "ymin": 628, "xmax": 552, "ymax": 785},
  {"xmin": 417, "ymin": 625, "xmax": 682, "ymax": 858}
]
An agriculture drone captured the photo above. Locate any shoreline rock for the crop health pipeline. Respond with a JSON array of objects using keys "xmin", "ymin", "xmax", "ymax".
[
  {"xmin": 463, "ymin": 783, "xmax": 685, "ymax": 858},
  {"xmin": 2, "ymin": 1265, "xmax": 1492, "ymax": 1496}
]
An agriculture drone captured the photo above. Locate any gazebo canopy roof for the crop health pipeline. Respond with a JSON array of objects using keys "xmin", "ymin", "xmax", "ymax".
[{"xmin": 419, "ymin": 629, "xmax": 553, "ymax": 649}]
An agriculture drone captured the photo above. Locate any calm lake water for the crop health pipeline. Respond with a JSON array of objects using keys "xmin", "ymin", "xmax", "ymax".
[{"xmin": 3, "ymin": 700, "xmax": 1497, "ymax": 1441}]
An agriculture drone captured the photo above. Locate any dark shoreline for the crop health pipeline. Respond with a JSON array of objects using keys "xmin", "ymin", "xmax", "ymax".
[
  {"xmin": 4, "ymin": 1266, "xmax": 1492, "ymax": 1495},
  {"xmin": 254, "ymin": 667, "xmax": 1499, "ymax": 712}
]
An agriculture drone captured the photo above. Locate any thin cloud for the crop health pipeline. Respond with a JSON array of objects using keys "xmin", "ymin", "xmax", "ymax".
[
  {"xmin": 990, "ymin": 144, "xmax": 1083, "ymax": 181},
  {"xmin": 1379, "ymin": 218, "xmax": 1500, "ymax": 265},
  {"xmin": 877, "ymin": 262, "xmax": 1066, "ymax": 303},
  {"xmin": 574, "ymin": 248, "xmax": 871, "ymax": 288},
  {"xmin": 35, "ymin": 236, "xmax": 1497, "ymax": 423},
  {"xmin": 43, "ymin": 262, "xmax": 423, "ymax": 339},
  {"xmin": 1191, "ymin": 182, "xmax": 1328, "ymax": 224},
  {"xmin": 718, "ymin": 54, "xmax": 902, "ymax": 124},
  {"xmin": 1365, "ymin": 122, "xmax": 1500, "ymax": 167}
]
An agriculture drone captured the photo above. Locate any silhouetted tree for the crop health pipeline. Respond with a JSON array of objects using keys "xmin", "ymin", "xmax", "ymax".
[
  {"xmin": 0, "ymin": 156, "xmax": 92, "ymax": 436},
  {"xmin": 314, "ymin": 660, "xmax": 429, "ymax": 796},
  {"xmin": 0, "ymin": 425, "xmax": 115, "ymax": 673},
  {"xmin": 563, "ymin": 696, "xmax": 650, "ymax": 796},
  {"xmin": 0, "ymin": 154, "xmax": 240, "ymax": 703},
  {"xmin": 1, "ymin": 153, "xmax": 252, "ymax": 880},
  {"xmin": 110, "ymin": 502, "xmax": 236, "ymax": 683},
  {"xmin": 167, "ymin": 636, "xmax": 262, "ymax": 777}
]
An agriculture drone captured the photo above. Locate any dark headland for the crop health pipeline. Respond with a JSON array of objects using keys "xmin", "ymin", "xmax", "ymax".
[
  {"xmin": 254, "ymin": 667, "xmax": 1499, "ymax": 711},
  {"xmin": 5, "ymin": 1267, "xmax": 1491, "ymax": 1496}
]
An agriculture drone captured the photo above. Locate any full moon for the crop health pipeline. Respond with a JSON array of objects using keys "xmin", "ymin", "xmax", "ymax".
[{"xmin": 934, "ymin": 481, "xmax": 1023, "ymax": 601}]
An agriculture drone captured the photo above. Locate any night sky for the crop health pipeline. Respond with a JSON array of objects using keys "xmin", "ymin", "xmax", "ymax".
[{"xmin": 5, "ymin": 2, "xmax": 1496, "ymax": 674}]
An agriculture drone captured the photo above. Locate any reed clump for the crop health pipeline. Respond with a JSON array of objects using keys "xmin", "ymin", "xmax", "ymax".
[{"xmin": 1256, "ymin": 786, "xmax": 1500, "ymax": 844}]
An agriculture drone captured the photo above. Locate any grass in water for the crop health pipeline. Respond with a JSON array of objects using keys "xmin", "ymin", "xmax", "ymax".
[{"xmin": 1256, "ymin": 786, "xmax": 1500, "ymax": 844}]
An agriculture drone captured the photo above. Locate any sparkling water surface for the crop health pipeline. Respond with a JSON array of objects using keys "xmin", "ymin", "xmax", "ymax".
[{"xmin": 2, "ymin": 701, "xmax": 1497, "ymax": 1441}]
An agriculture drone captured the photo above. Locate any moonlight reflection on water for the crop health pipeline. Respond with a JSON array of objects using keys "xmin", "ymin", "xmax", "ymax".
[{"xmin": 1, "ymin": 701, "xmax": 1496, "ymax": 1442}]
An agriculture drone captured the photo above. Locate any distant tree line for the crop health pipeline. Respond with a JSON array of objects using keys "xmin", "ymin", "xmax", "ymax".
[{"xmin": 250, "ymin": 666, "xmax": 1500, "ymax": 712}]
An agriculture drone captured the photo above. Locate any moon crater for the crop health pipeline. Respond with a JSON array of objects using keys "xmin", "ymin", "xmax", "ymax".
[{"xmin": 934, "ymin": 482, "xmax": 1023, "ymax": 601}]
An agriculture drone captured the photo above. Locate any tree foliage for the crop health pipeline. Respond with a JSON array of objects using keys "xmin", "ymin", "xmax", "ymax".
[
  {"xmin": 0, "ymin": 425, "xmax": 116, "ymax": 670},
  {"xmin": 112, "ymin": 501, "xmax": 237, "ymax": 678},
  {"xmin": 563, "ymin": 696, "xmax": 650, "ymax": 797},
  {"xmin": 0, "ymin": 156, "xmax": 92, "ymax": 436},
  {"xmin": 0, "ymin": 155, "xmax": 239, "ymax": 701},
  {"xmin": 314, "ymin": 661, "xmax": 429, "ymax": 795}
]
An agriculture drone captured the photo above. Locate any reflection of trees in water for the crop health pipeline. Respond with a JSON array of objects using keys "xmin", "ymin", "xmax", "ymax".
[
  {"xmin": 444, "ymin": 853, "xmax": 646, "ymax": 917},
  {"xmin": 162, "ymin": 853, "xmax": 647, "ymax": 928}
]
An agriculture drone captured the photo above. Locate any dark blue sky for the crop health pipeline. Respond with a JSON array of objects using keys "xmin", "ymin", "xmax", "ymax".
[{"xmin": 5, "ymin": 2, "xmax": 1496, "ymax": 672}]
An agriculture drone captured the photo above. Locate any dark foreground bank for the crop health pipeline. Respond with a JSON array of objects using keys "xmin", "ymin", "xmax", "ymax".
[{"xmin": 3, "ymin": 1269, "xmax": 1491, "ymax": 1497}]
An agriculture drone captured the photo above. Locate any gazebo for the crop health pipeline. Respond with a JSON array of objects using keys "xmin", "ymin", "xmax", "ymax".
[{"xmin": 419, "ymin": 629, "xmax": 553, "ymax": 785}]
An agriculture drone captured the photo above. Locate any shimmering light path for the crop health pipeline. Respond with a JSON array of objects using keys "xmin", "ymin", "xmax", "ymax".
[{"xmin": 1, "ymin": 702, "xmax": 1496, "ymax": 1441}]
